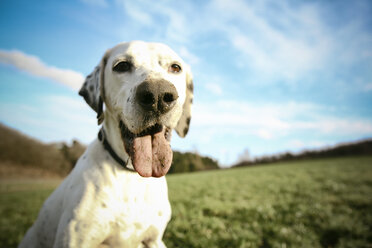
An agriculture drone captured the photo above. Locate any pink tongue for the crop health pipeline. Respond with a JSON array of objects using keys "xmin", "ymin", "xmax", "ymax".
[{"xmin": 132, "ymin": 129, "xmax": 172, "ymax": 177}]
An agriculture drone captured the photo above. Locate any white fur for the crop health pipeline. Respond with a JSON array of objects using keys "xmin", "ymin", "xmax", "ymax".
[
  {"xmin": 19, "ymin": 41, "xmax": 193, "ymax": 248},
  {"xmin": 105, "ymin": 41, "xmax": 188, "ymax": 135}
]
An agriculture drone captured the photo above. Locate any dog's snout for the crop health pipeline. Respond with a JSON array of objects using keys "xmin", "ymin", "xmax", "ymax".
[{"xmin": 136, "ymin": 80, "xmax": 178, "ymax": 114}]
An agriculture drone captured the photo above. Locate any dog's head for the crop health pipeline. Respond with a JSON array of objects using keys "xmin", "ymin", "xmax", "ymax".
[{"xmin": 79, "ymin": 41, "xmax": 193, "ymax": 177}]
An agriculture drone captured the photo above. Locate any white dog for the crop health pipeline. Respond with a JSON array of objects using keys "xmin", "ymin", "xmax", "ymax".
[{"xmin": 19, "ymin": 41, "xmax": 193, "ymax": 248}]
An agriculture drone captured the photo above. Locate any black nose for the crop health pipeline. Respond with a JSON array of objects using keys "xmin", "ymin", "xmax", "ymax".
[{"xmin": 136, "ymin": 80, "xmax": 178, "ymax": 114}]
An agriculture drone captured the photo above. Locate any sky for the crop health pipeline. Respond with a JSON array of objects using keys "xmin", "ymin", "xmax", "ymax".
[{"xmin": 0, "ymin": 0, "xmax": 371, "ymax": 166}]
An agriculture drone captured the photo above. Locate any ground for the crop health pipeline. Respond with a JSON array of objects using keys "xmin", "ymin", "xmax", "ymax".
[{"xmin": 1, "ymin": 156, "xmax": 371, "ymax": 247}]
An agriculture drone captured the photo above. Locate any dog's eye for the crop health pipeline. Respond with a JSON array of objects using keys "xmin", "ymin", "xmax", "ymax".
[
  {"xmin": 113, "ymin": 61, "xmax": 133, "ymax": 73},
  {"xmin": 169, "ymin": 64, "xmax": 182, "ymax": 73}
]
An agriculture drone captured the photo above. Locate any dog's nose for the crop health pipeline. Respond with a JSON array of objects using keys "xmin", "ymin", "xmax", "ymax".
[{"xmin": 136, "ymin": 80, "xmax": 178, "ymax": 114}]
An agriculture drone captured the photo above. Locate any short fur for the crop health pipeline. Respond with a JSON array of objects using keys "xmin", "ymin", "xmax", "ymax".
[{"xmin": 19, "ymin": 41, "xmax": 193, "ymax": 248}]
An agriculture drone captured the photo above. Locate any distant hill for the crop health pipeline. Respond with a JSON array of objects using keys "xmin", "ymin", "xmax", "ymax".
[
  {"xmin": 0, "ymin": 123, "xmax": 219, "ymax": 178},
  {"xmin": 233, "ymin": 139, "xmax": 372, "ymax": 168},
  {"xmin": 0, "ymin": 123, "xmax": 85, "ymax": 178},
  {"xmin": 171, "ymin": 151, "xmax": 219, "ymax": 173}
]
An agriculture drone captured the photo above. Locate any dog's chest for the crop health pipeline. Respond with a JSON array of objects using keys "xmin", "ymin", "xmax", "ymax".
[{"xmin": 90, "ymin": 172, "xmax": 171, "ymax": 246}]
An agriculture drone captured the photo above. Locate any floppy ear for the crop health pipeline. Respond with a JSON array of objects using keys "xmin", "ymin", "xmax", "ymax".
[
  {"xmin": 175, "ymin": 68, "xmax": 194, "ymax": 138},
  {"xmin": 79, "ymin": 51, "xmax": 110, "ymax": 125}
]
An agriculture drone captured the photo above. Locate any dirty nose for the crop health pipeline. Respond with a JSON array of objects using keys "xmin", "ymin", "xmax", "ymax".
[{"xmin": 136, "ymin": 80, "xmax": 178, "ymax": 114}]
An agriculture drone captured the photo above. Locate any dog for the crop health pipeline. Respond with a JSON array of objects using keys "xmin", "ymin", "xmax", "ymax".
[{"xmin": 19, "ymin": 41, "xmax": 193, "ymax": 248}]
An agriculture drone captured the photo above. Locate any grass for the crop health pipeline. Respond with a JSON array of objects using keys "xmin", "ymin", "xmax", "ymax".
[{"xmin": 1, "ymin": 156, "xmax": 371, "ymax": 247}]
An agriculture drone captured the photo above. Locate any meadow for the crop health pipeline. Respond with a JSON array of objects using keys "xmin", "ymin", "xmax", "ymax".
[{"xmin": 1, "ymin": 156, "xmax": 371, "ymax": 247}]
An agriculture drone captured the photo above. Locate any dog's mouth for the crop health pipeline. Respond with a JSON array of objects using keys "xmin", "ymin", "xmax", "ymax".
[{"xmin": 119, "ymin": 121, "xmax": 172, "ymax": 177}]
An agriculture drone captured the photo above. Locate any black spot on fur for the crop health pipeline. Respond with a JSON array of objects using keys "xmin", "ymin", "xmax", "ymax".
[
  {"xmin": 142, "ymin": 240, "xmax": 151, "ymax": 248},
  {"xmin": 190, "ymin": 98, "xmax": 193, "ymax": 104},
  {"xmin": 102, "ymin": 202, "xmax": 107, "ymax": 208},
  {"xmin": 97, "ymin": 97, "xmax": 104, "ymax": 124},
  {"xmin": 183, "ymin": 127, "xmax": 189, "ymax": 136},
  {"xmin": 95, "ymin": 66, "xmax": 101, "ymax": 77},
  {"xmin": 78, "ymin": 87, "xmax": 89, "ymax": 98},
  {"xmin": 94, "ymin": 184, "xmax": 100, "ymax": 192},
  {"xmin": 89, "ymin": 85, "xmax": 94, "ymax": 91},
  {"xmin": 187, "ymin": 81, "xmax": 194, "ymax": 92},
  {"xmin": 186, "ymin": 117, "xmax": 191, "ymax": 126}
]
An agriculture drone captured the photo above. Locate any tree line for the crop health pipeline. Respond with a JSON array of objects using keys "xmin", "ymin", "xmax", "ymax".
[
  {"xmin": 233, "ymin": 139, "xmax": 372, "ymax": 168},
  {"xmin": 0, "ymin": 123, "xmax": 219, "ymax": 178}
]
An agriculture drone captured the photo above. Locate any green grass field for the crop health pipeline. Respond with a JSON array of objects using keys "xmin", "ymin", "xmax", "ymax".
[{"xmin": 1, "ymin": 156, "xmax": 371, "ymax": 247}]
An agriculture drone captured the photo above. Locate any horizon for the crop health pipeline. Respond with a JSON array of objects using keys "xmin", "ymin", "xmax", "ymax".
[
  {"xmin": 1, "ymin": 0, "xmax": 372, "ymax": 166},
  {"xmin": 2, "ymin": 121, "xmax": 371, "ymax": 167}
]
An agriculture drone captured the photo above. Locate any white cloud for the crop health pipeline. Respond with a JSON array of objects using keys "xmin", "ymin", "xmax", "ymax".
[
  {"xmin": 178, "ymin": 47, "xmax": 200, "ymax": 65},
  {"xmin": 192, "ymin": 100, "xmax": 372, "ymax": 139},
  {"xmin": 177, "ymin": 98, "xmax": 372, "ymax": 164},
  {"xmin": 364, "ymin": 83, "xmax": 372, "ymax": 92},
  {"xmin": 0, "ymin": 50, "xmax": 85, "ymax": 90},
  {"xmin": 43, "ymin": 95, "xmax": 96, "ymax": 125},
  {"xmin": 119, "ymin": 0, "xmax": 194, "ymax": 44},
  {"xmin": 0, "ymin": 95, "xmax": 97, "ymax": 143},
  {"xmin": 205, "ymin": 83, "xmax": 223, "ymax": 96},
  {"xmin": 305, "ymin": 119, "xmax": 372, "ymax": 135},
  {"xmin": 207, "ymin": 0, "xmax": 331, "ymax": 83},
  {"xmin": 289, "ymin": 140, "xmax": 306, "ymax": 149},
  {"xmin": 121, "ymin": 2, "xmax": 153, "ymax": 26},
  {"xmin": 71, "ymin": 0, "xmax": 370, "ymax": 91},
  {"xmin": 197, "ymin": 0, "xmax": 372, "ymax": 91},
  {"xmin": 257, "ymin": 129, "xmax": 272, "ymax": 140},
  {"xmin": 159, "ymin": 6, "xmax": 190, "ymax": 44}
]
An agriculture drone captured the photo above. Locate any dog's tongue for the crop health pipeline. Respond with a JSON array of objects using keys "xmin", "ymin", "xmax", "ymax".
[{"xmin": 132, "ymin": 128, "xmax": 172, "ymax": 177}]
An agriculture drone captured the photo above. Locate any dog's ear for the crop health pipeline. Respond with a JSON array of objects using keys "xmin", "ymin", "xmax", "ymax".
[
  {"xmin": 175, "ymin": 67, "xmax": 193, "ymax": 138},
  {"xmin": 79, "ymin": 51, "xmax": 110, "ymax": 125}
]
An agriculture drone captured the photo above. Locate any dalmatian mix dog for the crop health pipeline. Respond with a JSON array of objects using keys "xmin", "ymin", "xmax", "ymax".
[{"xmin": 19, "ymin": 41, "xmax": 193, "ymax": 248}]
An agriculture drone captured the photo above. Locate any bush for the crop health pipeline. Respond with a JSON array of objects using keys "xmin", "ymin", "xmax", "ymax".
[{"xmin": 170, "ymin": 151, "xmax": 219, "ymax": 173}]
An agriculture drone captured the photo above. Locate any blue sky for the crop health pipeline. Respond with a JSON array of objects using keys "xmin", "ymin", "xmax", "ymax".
[{"xmin": 0, "ymin": 0, "xmax": 371, "ymax": 166}]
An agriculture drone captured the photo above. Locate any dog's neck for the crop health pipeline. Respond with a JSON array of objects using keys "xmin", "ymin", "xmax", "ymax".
[{"xmin": 101, "ymin": 111, "xmax": 131, "ymax": 167}]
